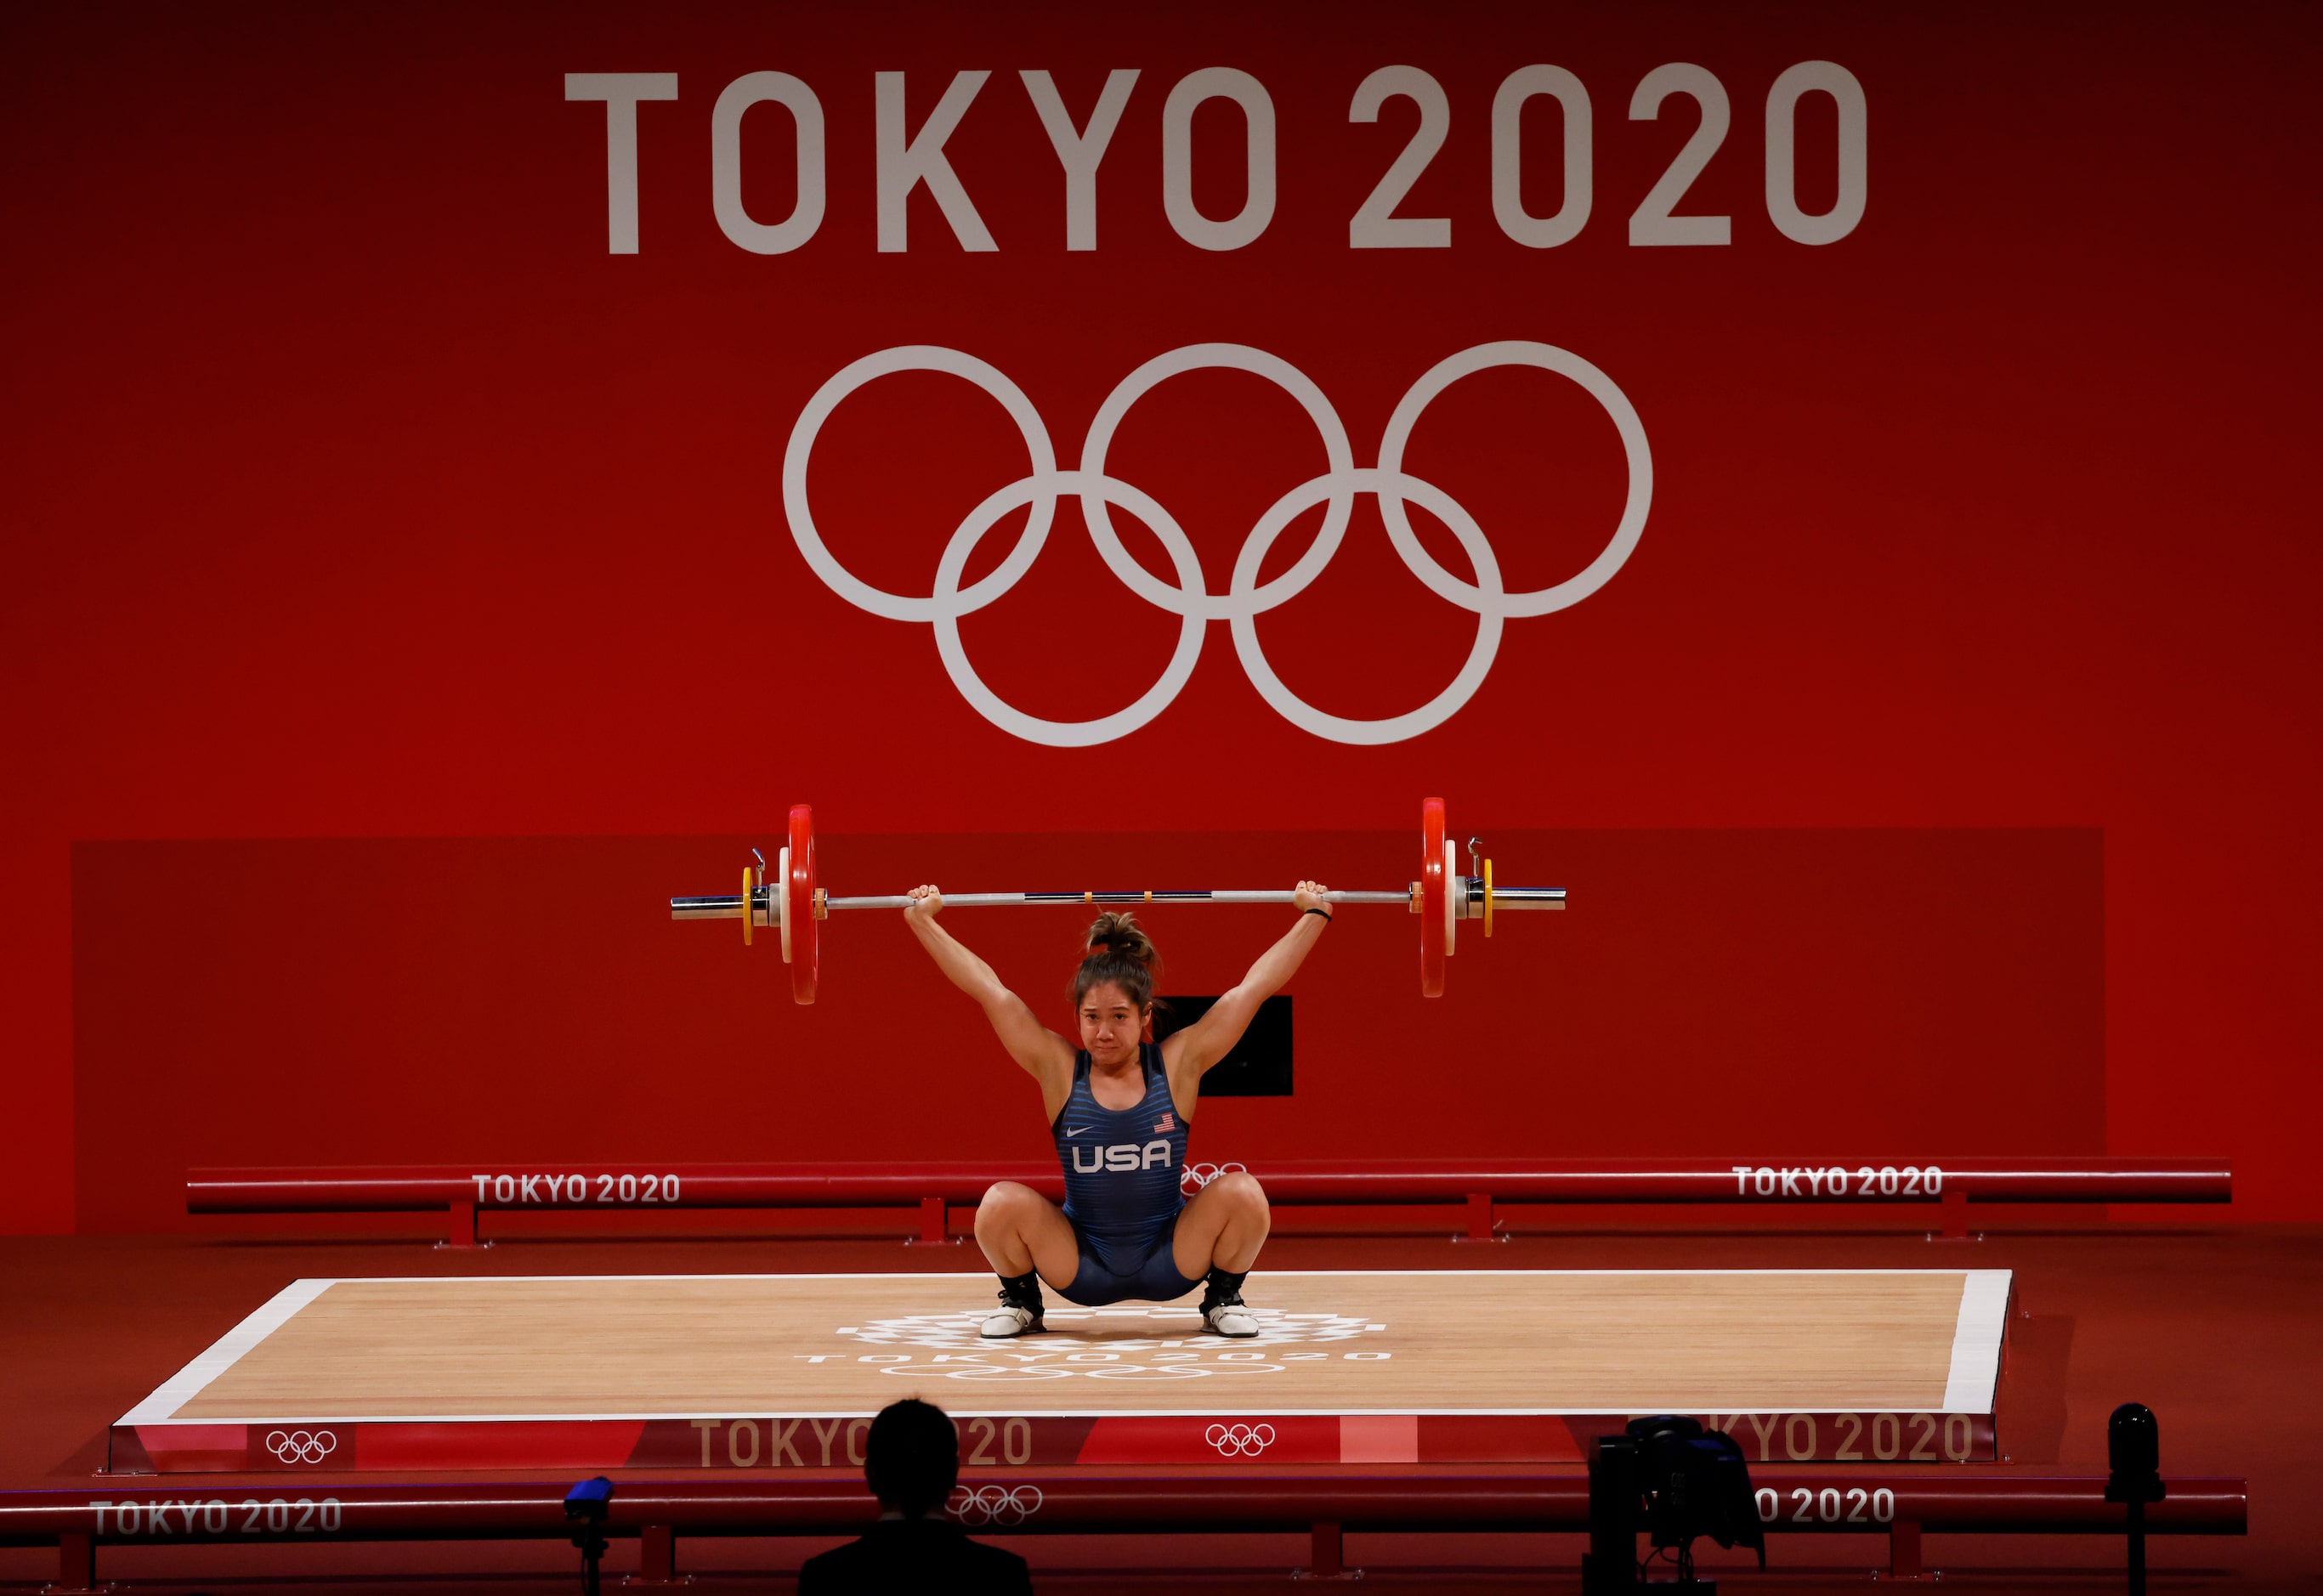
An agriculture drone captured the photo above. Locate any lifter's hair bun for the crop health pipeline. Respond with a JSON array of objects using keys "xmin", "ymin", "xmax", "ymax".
[
  {"xmin": 1085, "ymin": 912, "xmax": 1156, "ymax": 965},
  {"xmin": 1073, "ymin": 911, "xmax": 1161, "ymax": 1010}
]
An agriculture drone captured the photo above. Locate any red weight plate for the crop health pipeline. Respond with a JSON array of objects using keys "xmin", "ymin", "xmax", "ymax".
[
  {"xmin": 1419, "ymin": 796, "xmax": 1447, "ymax": 998},
  {"xmin": 787, "ymin": 805, "xmax": 819, "ymax": 1005}
]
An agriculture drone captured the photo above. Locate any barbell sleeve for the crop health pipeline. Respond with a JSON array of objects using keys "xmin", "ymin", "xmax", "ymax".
[
  {"xmin": 671, "ymin": 896, "xmax": 753, "ymax": 920},
  {"xmin": 1482, "ymin": 886, "xmax": 1566, "ymax": 909}
]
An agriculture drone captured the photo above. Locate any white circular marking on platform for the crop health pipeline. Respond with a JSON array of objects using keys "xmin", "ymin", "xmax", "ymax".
[{"xmin": 837, "ymin": 1305, "xmax": 1382, "ymax": 1378}]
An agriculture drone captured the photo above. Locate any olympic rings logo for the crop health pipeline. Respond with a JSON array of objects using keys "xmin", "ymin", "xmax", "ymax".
[
  {"xmin": 1205, "ymin": 1422, "xmax": 1278, "ymax": 1457},
  {"xmin": 785, "ymin": 342, "xmax": 1652, "ymax": 747},
  {"xmin": 263, "ymin": 1429, "xmax": 337, "ymax": 1464},
  {"xmin": 1181, "ymin": 1161, "xmax": 1248, "ymax": 1193},
  {"xmin": 947, "ymin": 1484, "xmax": 1045, "ymax": 1526}
]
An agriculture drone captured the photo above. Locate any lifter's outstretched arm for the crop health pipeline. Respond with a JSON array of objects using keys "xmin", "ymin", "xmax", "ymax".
[
  {"xmin": 1162, "ymin": 880, "xmax": 1331, "ymax": 1095},
  {"xmin": 904, "ymin": 887, "xmax": 1075, "ymax": 1099}
]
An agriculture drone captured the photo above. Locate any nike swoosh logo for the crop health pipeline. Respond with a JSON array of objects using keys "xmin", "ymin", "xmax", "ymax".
[{"xmin": 1066, "ymin": 1127, "xmax": 1095, "ymax": 1136}]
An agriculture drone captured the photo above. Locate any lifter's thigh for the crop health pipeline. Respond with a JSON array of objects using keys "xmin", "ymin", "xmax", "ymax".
[
  {"xmin": 1170, "ymin": 1172, "xmax": 1271, "ymax": 1280},
  {"xmin": 974, "ymin": 1180, "xmax": 1083, "ymax": 1291}
]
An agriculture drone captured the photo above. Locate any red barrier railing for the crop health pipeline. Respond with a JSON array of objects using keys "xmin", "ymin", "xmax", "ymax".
[
  {"xmin": 187, "ymin": 1157, "xmax": 2232, "ymax": 1247},
  {"xmin": 0, "ymin": 1473, "xmax": 2249, "ymax": 1590}
]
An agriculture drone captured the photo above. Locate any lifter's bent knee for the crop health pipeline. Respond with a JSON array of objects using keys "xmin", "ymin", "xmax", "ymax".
[
  {"xmin": 1210, "ymin": 1172, "xmax": 1269, "ymax": 1220},
  {"xmin": 976, "ymin": 1181, "xmax": 1039, "ymax": 1235}
]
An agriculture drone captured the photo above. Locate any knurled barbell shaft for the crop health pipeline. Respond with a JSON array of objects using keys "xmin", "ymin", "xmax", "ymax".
[{"xmin": 669, "ymin": 885, "xmax": 1566, "ymax": 920}]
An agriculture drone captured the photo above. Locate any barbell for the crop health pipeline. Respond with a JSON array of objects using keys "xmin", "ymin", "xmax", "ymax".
[{"xmin": 669, "ymin": 797, "xmax": 1565, "ymax": 1005}]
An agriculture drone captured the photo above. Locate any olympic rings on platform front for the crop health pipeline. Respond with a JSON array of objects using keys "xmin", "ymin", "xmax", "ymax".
[
  {"xmin": 1204, "ymin": 1422, "xmax": 1278, "ymax": 1457},
  {"xmin": 1181, "ymin": 1161, "xmax": 1249, "ymax": 1193},
  {"xmin": 783, "ymin": 342, "xmax": 1653, "ymax": 747},
  {"xmin": 947, "ymin": 1484, "xmax": 1045, "ymax": 1526},
  {"xmin": 264, "ymin": 1428, "xmax": 338, "ymax": 1464}
]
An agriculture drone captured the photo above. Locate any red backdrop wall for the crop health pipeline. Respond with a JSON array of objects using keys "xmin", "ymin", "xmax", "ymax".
[{"xmin": 4, "ymin": 1, "xmax": 2317, "ymax": 1227}]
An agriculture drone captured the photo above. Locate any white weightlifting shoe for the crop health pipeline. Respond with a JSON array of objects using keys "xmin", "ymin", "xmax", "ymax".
[
  {"xmin": 1201, "ymin": 1293, "xmax": 1259, "ymax": 1338},
  {"xmin": 980, "ymin": 1303, "xmax": 1043, "ymax": 1338}
]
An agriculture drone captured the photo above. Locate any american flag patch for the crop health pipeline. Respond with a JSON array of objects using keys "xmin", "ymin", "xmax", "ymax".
[{"xmin": 1154, "ymin": 1112, "xmax": 1176, "ymax": 1133}]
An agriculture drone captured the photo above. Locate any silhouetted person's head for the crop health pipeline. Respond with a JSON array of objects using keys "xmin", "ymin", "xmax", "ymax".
[{"xmin": 864, "ymin": 1399, "xmax": 959, "ymax": 1520}]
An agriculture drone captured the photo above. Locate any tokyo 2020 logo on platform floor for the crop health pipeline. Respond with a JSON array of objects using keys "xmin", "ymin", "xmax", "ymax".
[
  {"xmin": 836, "ymin": 1303, "xmax": 1387, "ymax": 1380},
  {"xmin": 784, "ymin": 342, "xmax": 1652, "ymax": 746}
]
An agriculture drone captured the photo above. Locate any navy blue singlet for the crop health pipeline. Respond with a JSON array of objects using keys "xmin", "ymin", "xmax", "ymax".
[{"xmin": 1051, "ymin": 1043, "xmax": 1202, "ymax": 1306}]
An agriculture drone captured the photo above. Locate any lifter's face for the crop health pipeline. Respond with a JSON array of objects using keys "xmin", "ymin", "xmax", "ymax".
[{"xmin": 1077, "ymin": 982, "xmax": 1149, "ymax": 1068}]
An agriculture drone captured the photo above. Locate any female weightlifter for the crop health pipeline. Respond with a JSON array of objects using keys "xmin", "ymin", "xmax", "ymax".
[{"xmin": 903, "ymin": 886, "xmax": 1334, "ymax": 1338}]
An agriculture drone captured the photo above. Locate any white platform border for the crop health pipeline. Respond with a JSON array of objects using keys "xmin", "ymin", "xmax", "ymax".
[{"xmin": 1941, "ymin": 1269, "xmax": 2014, "ymax": 1412}]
